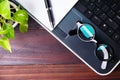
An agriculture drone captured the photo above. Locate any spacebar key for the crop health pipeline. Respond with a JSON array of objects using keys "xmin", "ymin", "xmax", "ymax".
[{"xmin": 106, "ymin": 18, "xmax": 119, "ymax": 30}]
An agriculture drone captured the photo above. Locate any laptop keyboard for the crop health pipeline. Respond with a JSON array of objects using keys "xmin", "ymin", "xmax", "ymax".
[{"xmin": 75, "ymin": 0, "xmax": 120, "ymax": 45}]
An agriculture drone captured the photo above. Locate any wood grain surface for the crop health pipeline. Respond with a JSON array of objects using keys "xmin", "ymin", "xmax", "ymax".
[{"xmin": 0, "ymin": 17, "xmax": 119, "ymax": 80}]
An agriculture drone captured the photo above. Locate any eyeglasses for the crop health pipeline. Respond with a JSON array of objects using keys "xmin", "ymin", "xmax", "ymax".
[
  {"xmin": 69, "ymin": 21, "xmax": 113, "ymax": 70},
  {"xmin": 76, "ymin": 22, "xmax": 97, "ymax": 43}
]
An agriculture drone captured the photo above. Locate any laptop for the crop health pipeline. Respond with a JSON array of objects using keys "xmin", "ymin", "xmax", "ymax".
[{"xmin": 14, "ymin": 0, "xmax": 120, "ymax": 75}]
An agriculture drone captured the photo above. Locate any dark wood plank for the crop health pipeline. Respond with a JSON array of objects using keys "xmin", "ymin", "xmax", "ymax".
[
  {"xmin": 0, "ymin": 17, "xmax": 80, "ymax": 65},
  {"xmin": 0, "ymin": 64, "xmax": 119, "ymax": 80}
]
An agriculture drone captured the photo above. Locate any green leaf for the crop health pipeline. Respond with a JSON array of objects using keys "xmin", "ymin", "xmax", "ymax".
[
  {"xmin": 19, "ymin": 23, "xmax": 28, "ymax": 33},
  {"xmin": 0, "ymin": 0, "xmax": 5, "ymax": 3},
  {"xmin": 0, "ymin": 37, "xmax": 12, "ymax": 53},
  {"xmin": 0, "ymin": 0, "xmax": 11, "ymax": 19},
  {"xmin": 0, "ymin": 28, "xmax": 9, "ymax": 34},
  {"xmin": 0, "ymin": 23, "xmax": 15, "ymax": 38},
  {"xmin": 13, "ymin": 9, "xmax": 28, "ymax": 33},
  {"xmin": 13, "ymin": 9, "xmax": 28, "ymax": 24},
  {"xmin": 4, "ymin": 23, "xmax": 15, "ymax": 38}
]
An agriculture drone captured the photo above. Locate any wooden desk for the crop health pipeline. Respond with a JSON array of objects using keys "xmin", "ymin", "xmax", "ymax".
[{"xmin": 0, "ymin": 17, "xmax": 119, "ymax": 80}]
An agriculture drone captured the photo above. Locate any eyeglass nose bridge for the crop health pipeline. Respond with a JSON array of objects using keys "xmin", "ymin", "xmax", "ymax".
[{"xmin": 76, "ymin": 21, "xmax": 97, "ymax": 43}]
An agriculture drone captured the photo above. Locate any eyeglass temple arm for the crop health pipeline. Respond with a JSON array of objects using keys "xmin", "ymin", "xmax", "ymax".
[{"xmin": 69, "ymin": 21, "xmax": 83, "ymax": 36}]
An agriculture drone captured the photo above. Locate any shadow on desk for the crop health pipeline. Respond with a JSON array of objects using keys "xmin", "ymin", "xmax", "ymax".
[{"xmin": 0, "ymin": 17, "xmax": 119, "ymax": 80}]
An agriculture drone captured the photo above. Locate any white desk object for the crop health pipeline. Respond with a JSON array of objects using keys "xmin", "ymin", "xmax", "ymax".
[{"xmin": 15, "ymin": 0, "xmax": 78, "ymax": 31}]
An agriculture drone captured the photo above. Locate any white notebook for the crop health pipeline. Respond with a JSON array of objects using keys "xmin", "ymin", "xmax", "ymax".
[{"xmin": 15, "ymin": 0, "xmax": 78, "ymax": 31}]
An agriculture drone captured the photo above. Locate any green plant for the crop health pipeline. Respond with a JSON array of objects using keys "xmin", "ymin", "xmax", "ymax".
[{"xmin": 0, "ymin": 0, "xmax": 28, "ymax": 53}]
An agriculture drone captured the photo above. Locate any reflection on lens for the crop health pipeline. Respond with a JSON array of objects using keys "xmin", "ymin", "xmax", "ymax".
[
  {"xmin": 79, "ymin": 24, "xmax": 95, "ymax": 39},
  {"xmin": 77, "ymin": 22, "xmax": 96, "ymax": 42},
  {"xmin": 96, "ymin": 44, "xmax": 113, "ymax": 61},
  {"xmin": 96, "ymin": 44, "xmax": 113, "ymax": 70}
]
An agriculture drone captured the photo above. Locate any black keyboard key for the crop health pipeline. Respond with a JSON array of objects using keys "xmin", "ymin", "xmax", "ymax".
[
  {"xmin": 116, "ymin": 28, "xmax": 120, "ymax": 34},
  {"xmin": 102, "ymin": 5, "xmax": 109, "ymax": 12},
  {"xmin": 95, "ymin": 0, "xmax": 103, "ymax": 7},
  {"xmin": 112, "ymin": 33, "xmax": 120, "ymax": 41},
  {"xmin": 84, "ymin": 0, "xmax": 90, "ymax": 4},
  {"xmin": 119, "ymin": 40, "xmax": 120, "ymax": 45},
  {"xmin": 104, "ymin": 0, "xmax": 113, "ymax": 5},
  {"xmin": 118, "ymin": 1, "xmax": 120, "ymax": 5},
  {"xmin": 114, "ymin": 15, "xmax": 120, "ymax": 25},
  {"xmin": 117, "ymin": 10, "xmax": 120, "ymax": 16},
  {"xmin": 111, "ymin": 3, "xmax": 118, "ymax": 11},
  {"xmin": 75, "ymin": 3, "xmax": 87, "ymax": 13},
  {"xmin": 107, "ymin": 10, "xmax": 115, "ymax": 18},
  {"xmin": 87, "ymin": 3, "xmax": 95, "ymax": 10},
  {"xmin": 100, "ymin": 23, "xmax": 108, "ymax": 31},
  {"xmin": 80, "ymin": 0, "xmax": 88, "ymax": 6},
  {"xmin": 93, "ymin": 8, "xmax": 101, "ymax": 15},
  {"xmin": 90, "ymin": 0, "xmax": 96, "ymax": 3},
  {"xmin": 105, "ymin": 18, "xmax": 119, "ymax": 30},
  {"xmin": 114, "ymin": 0, "xmax": 120, "ymax": 3},
  {"xmin": 92, "ymin": 16, "xmax": 102, "ymax": 26},
  {"xmin": 106, "ymin": 28, "xmax": 114, "ymax": 36},
  {"xmin": 85, "ymin": 10, "xmax": 93, "ymax": 18},
  {"xmin": 99, "ymin": 13, "xmax": 107, "ymax": 20}
]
